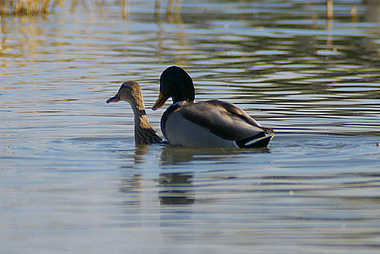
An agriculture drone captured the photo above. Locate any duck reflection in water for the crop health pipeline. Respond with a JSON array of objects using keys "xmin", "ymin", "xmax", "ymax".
[
  {"xmin": 158, "ymin": 145, "xmax": 270, "ymax": 206},
  {"xmin": 159, "ymin": 173, "xmax": 195, "ymax": 205},
  {"xmin": 117, "ymin": 141, "xmax": 270, "ymax": 207},
  {"xmin": 116, "ymin": 145, "xmax": 195, "ymax": 206}
]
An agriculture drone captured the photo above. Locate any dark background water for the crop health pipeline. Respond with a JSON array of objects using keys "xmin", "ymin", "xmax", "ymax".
[{"xmin": 1, "ymin": 0, "xmax": 380, "ymax": 253}]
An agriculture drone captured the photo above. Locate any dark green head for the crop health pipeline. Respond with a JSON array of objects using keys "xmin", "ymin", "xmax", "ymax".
[{"xmin": 152, "ymin": 66, "xmax": 195, "ymax": 110}]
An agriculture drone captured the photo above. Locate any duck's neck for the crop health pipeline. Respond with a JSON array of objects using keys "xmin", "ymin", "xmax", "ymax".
[
  {"xmin": 133, "ymin": 108, "xmax": 153, "ymax": 130},
  {"xmin": 131, "ymin": 100, "xmax": 162, "ymax": 145},
  {"xmin": 172, "ymin": 100, "xmax": 194, "ymax": 107}
]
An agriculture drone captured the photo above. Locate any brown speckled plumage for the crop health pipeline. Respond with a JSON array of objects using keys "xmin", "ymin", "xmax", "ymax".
[{"xmin": 107, "ymin": 81, "xmax": 163, "ymax": 145}]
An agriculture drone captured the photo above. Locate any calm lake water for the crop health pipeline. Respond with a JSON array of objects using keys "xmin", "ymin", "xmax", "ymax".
[{"xmin": 1, "ymin": 0, "xmax": 380, "ymax": 253}]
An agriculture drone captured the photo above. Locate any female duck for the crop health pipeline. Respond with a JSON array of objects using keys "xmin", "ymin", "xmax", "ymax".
[
  {"xmin": 107, "ymin": 81, "xmax": 163, "ymax": 145},
  {"xmin": 152, "ymin": 66, "xmax": 273, "ymax": 148}
]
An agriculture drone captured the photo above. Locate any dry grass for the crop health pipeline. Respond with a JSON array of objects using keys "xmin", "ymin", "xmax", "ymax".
[
  {"xmin": 0, "ymin": 0, "xmax": 130, "ymax": 16},
  {"xmin": 0, "ymin": 0, "xmax": 179, "ymax": 16},
  {"xmin": 0, "ymin": 0, "xmax": 54, "ymax": 15}
]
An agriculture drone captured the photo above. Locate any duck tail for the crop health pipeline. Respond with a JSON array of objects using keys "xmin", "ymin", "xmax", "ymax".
[{"xmin": 235, "ymin": 132, "xmax": 274, "ymax": 148}]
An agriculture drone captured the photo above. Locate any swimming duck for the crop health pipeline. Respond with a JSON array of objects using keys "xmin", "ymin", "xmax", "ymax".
[
  {"xmin": 106, "ymin": 81, "xmax": 163, "ymax": 145},
  {"xmin": 152, "ymin": 66, "xmax": 273, "ymax": 148}
]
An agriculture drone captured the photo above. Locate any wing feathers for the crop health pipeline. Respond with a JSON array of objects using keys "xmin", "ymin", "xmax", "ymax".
[{"xmin": 180, "ymin": 100, "xmax": 270, "ymax": 141}]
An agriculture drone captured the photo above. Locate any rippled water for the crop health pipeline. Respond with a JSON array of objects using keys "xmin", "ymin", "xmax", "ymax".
[{"xmin": 1, "ymin": 0, "xmax": 380, "ymax": 253}]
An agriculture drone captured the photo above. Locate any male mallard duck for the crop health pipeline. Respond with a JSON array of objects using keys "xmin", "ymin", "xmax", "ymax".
[
  {"xmin": 106, "ymin": 81, "xmax": 163, "ymax": 145},
  {"xmin": 152, "ymin": 66, "xmax": 273, "ymax": 148}
]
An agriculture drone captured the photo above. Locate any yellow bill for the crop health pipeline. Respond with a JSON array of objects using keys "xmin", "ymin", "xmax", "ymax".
[{"xmin": 152, "ymin": 92, "xmax": 168, "ymax": 110}]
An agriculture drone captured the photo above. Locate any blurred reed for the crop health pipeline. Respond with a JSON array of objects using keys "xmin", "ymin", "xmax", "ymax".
[
  {"xmin": 0, "ymin": 0, "xmax": 181, "ymax": 16},
  {"xmin": 0, "ymin": 0, "xmax": 128, "ymax": 15},
  {"xmin": 0, "ymin": 0, "xmax": 54, "ymax": 15}
]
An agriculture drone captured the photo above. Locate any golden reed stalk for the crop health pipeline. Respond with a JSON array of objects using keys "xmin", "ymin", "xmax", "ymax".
[{"xmin": 0, "ymin": 0, "xmax": 53, "ymax": 15}]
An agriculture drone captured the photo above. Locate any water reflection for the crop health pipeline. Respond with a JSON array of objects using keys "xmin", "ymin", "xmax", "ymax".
[
  {"xmin": 2, "ymin": 0, "xmax": 380, "ymax": 252},
  {"xmin": 117, "ymin": 145, "xmax": 272, "ymax": 207},
  {"xmin": 365, "ymin": 0, "xmax": 380, "ymax": 23},
  {"xmin": 159, "ymin": 173, "xmax": 194, "ymax": 205},
  {"xmin": 160, "ymin": 146, "xmax": 270, "ymax": 165},
  {"xmin": 158, "ymin": 146, "xmax": 270, "ymax": 206}
]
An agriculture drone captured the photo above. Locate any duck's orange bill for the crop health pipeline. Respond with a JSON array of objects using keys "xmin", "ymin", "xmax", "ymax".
[
  {"xmin": 106, "ymin": 95, "xmax": 120, "ymax": 103},
  {"xmin": 152, "ymin": 93, "xmax": 168, "ymax": 110}
]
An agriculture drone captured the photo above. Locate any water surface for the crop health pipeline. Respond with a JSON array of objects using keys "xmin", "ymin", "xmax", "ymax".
[{"xmin": 1, "ymin": 0, "xmax": 380, "ymax": 253}]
